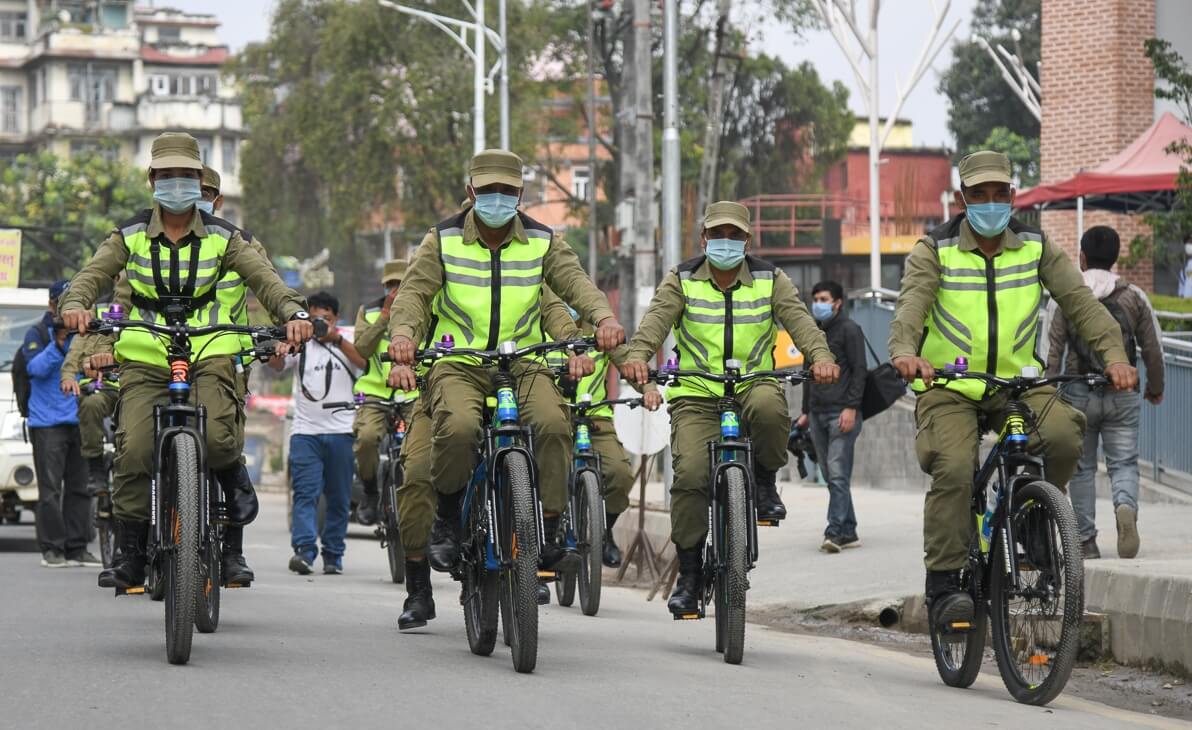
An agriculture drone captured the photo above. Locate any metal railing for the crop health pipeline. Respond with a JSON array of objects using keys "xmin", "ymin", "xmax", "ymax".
[{"xmin": 848, "ymin": 290, "xmax": 1192, "ymax": 491}]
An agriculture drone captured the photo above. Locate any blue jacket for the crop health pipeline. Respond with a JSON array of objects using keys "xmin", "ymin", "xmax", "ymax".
[{"xmin": 23, "ymin": 313, "xmax": 78, "ymax": 428}]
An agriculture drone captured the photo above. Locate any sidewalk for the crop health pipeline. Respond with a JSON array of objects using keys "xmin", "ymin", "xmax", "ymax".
[{"xmin": 610, "ymin": 480, "xmax": 1192, "ymax": 673}]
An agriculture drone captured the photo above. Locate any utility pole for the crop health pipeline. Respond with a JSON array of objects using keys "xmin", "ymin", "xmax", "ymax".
[
  {"xmin": 498, "ymin": 0, "xmax": 510, "ymax": 147},
  {"xmin": 661, "ymin": 0, "xmax": 680, "ymax": 276},
  {"xmin": 631, "ymin": 0, "xmax": 655, "ymax": 325},
  {"xmin": 472, "ymin": 0, "xmax": 486, "ymax": 153},
  {"xmin": 616, "ymin": 15, "xmax": 636, "ymax": 332},
  {"xmin": 693, "ymin": 0, "xmax": 732, "ymax": 253},
  {"xmin": 587, "ymin": 0, "xmax": 600, "ymax": 282}
]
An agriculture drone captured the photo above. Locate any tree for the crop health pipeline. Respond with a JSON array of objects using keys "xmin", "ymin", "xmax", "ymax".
[
  {"xmin": 1137, "ymin": 39, "xmax": 1192, "ymax": 276},
  {"xmin": 967, "ymin": 126, "xmax": 1038, "ymax": 187},
  {"xmin": 0, "ymin": 147, "xmax": 147, "ymax": 283},
  {"xmin": 939, "ymin": 0, "xmax": 1040, "ymax": 156}
]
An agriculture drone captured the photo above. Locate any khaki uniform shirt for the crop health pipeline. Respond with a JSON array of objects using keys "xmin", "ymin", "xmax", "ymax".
[
  {"xmin": 623, "ymin": 257, "xmax": 833, "ymax": 366},
  {"xmin": 888, "ymin": 218, "xmax": 1128, "ymax": 366}
]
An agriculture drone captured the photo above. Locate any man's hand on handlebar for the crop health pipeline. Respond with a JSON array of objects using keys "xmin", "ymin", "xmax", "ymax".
[
  {"xmin": 809, "ymin": 361, "xmax": 840, "ymax": 385},
  {"xmin": 595, "ymin": 317, "xmax": 626, "ymax": 352},
  {"xmin": 387, "ymin": 364, "xmax": 418, "ymax": 392},
  {"xmin": 62, "ymin": 308, "xmax": 91, "ymax": 335},
  {"xmin": 892, "ymin": 355, "xmax": 935, "ymax": 384},
  {"xmin": 619, "ymin": 359, "xmax": 650, "ymax": 386},
  {"xmin": 286, "ymin": 315, "xmax": 314, "ymax": 347},
  {"xmin": 567, "ymin": 353, "xmax": 595, "ymax": 381},
  {"xmin": 88, "ymin": 353, "xmax": 116, "ymax": 371},
  {"xmin": 389, "ymin": 335, "xmax": 416, "ymax": 366},
  {"xmin": 643, "ymin": 390, "xmax": 663, "ymax": 411},
  {"xmin": 1104, "ymin": 362, "xmax": 1138, "ymax": 392}
]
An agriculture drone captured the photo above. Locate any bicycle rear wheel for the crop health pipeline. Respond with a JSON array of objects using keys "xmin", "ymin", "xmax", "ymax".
[
  {"xmin": 195, "ymin": 528, "xmax": 221, "ymax": 634},
  {"xmin": 577, "ymin": 470, "xmax": 604, "ymax": 617},
  {"xmin": 989, "ymin": 481, "xmax": 1083, "ymax": 706},
  {"xmin": 94, "ymin": 498, "xmax": 115, "ymax": 569},
  {"xmin": 715, "ymin": 466, "xmax": 749, "ymax": 665},
  {"xmin": 554, "ymin": 489, "xmax": 576, "ymax": 607},
  {"xmin": 383, "ymin": 474, "xmax": 405, "ymax": 584},
  {"xmin": 497, "ymin": 452, "xmax": 539, "ymax": 674},
  {"xmin": 929, "ymin": 541, "xmax": 987, "ymax": 688},
  {"xmin": 165, "ymin": 436, "xmax": 200, "ymax": 665}
]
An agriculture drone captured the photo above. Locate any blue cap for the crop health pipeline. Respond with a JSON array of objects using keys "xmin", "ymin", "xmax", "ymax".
[{"xmin": 49, "ymin": 279, "xmax": 71, "ymax": 301}]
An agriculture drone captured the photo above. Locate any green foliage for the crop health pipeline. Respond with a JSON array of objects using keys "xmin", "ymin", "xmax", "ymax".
[
  {"xmin": 1140, "ymin": 38, "xmax": 1192, "ymax": 282},
  {"xmin": 0, "ymin": 147, "xmax": 147, "ymax": 281},
  {"xmin": 1145, "ymin": 38, "xmax": 1192, "ymax": 124},
  {"xmin": 939, "ymin": 0, "xmax": 1040, "ymax": 157},
  {"xmin": 967, "ymin": 126, "xmax": 1039, "ymax": 187},
  {"xmin": 1149, "ymin": 293, "xmax": 1192, "ymax": 332}
]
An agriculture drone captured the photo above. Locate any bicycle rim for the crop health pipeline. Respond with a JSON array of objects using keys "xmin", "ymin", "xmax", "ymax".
[
  {"xmin": 929, "ymin": 548, "xmax": 987, "ymax": 688},
  {"xmin": 577, "ymin": 471, "xmax": 603, "ymax": 616},
  {"xmin": 165, "ymin": 436, "xmax": 200, "ymax": 665},
  {"xmin": 384, "ymin": 479, "xmax": 405, "ymax": 584},
  {"xmin": 720, "ymin": 467, "xmax": 749, "ymax": 665},
  {"xmin": 195, "ymin": 532, "xmax": 221, "ymax": 634},
  {"xmin": 990, "ymin": 481, "xmax": 1083, "ymax": 705},
  {"xmin": 498, "ymin": 452, "xmax": 539, "ymax": 674}
]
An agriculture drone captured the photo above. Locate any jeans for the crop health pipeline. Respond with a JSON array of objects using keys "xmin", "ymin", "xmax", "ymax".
[
  {"xmin": 289, "ymin": 433, "xmax": 355, "ymax": 560},
  {"xmin": 1061, "ymin": 383, "xmax": 1141, "ymax": 541},
  {"xmin": 30, "ymin": 425, "xmax": 89, "ymax": 556},
  {"xmin": 808, "ymin": 409, "xmax": 862, "ymax": 539}
]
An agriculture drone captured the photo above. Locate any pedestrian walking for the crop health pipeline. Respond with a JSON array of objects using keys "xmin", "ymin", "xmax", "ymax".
[
  {"xmin": 1047, "ymin": 226, "xmax": 1165, "ymax": 559},
  {"xmin": 25, "ymin": 280, "xmax": 96, "ymax": 568},
  {"xmin": 269, "ymin": 291, "xmax": 366, "ymax": 575},
  {"xmin": 798, "ymin": 281, "xmax": 867, "ymax": 553}
]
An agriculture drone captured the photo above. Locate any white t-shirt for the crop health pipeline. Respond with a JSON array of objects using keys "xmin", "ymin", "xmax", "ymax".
[{"xmin": 279, "ymin": 340, "xmax": 361, "ymax": 435}]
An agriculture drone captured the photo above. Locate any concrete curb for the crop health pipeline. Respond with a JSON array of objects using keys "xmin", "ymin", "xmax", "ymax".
[{"xmin": 1085, "ymin": 561, "xmax": 1192, "ymax": 676}]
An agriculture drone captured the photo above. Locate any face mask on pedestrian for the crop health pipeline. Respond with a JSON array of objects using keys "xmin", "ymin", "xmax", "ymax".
[
  {"xmin": 705, "ymin": 238, "xmax": 746, "ymax": 270},
  {"xmin": 153, "ymin": 176, "xmax": 202, "ymax": 214},
  {"xmin": 473, "ymin": 192, "xmax": 520, "ymax": 227},
  {"xmin": 811, "ymin": 301, "xmax": 835, "ymax": 322},
  {"xmin": 962, "ymin": 194, "xmax": 1012, "ymax": 238},
  {"xmin": 196, "ymin": 200, "xmax": 214, "ymax": 215}
]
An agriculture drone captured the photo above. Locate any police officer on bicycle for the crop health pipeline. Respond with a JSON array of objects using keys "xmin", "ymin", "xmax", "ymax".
[
  {"xmin": 619, "ymin": 201, "xmax": 837, "ymax": 616},
  {"xmin": 60, "ymin": 132, "xmax": 313, "ymax": 590},
  {"xmin": 887, "ymin": 150, "xmax": 1138, "ymax": 632}
]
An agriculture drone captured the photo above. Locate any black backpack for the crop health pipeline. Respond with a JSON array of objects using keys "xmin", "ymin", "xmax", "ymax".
[
  {"xmin": 12, "ymin": 321, "xmax": 50, "ymax": 418},
  {"xmin": 1072, "ymin": 288, "xmax": 1137, "ymax": 373}
]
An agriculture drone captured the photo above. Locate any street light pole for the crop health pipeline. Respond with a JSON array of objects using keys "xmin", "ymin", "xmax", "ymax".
[
  {"xmin": 498, "ymin": 0, "xmax": 510, "ymax": 148},
  {"xmin": 661, "ymin": 0, "xmax": 680, "ymax": 275},
  {"xmin": 587, "ymin": 0, "xmax": 599, "ymax": 282},
  {"xmin": 473, "ymin": 0, "xmax": 486, "ymax": 153}
]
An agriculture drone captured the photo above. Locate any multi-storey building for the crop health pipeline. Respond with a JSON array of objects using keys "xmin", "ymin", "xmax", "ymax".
[{"xmin": 0, "ymin": 1, "xmax": 244, "ymax": 222}]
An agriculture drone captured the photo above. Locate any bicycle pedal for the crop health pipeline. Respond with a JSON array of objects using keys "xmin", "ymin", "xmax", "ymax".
[
  {"xmin": 116, "ymin": 585, "xmax": 146, "ymax": 596},
  {"xmin": 224, "ymin": 582, "xmax": 251, "ymax": 589},
  {"xmin": 757, "ymin": 518, "xmax": 781, "ymax": 527},
  {"xmin": 537, "ymin": 570, "xmax": 556, "ymax": 579},
  {"xmin": 672, "ymin": 612, "xmax": 702, "ymax": 621}
]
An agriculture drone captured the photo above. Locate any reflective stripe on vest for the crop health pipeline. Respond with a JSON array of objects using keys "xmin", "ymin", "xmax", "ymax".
[
  {"xmin": 116, "ymin": 223, "xmax": 233, "ymax": 365},
  {"xmin": 913, "ymin": 233, "xmax": 1044, "ymax": 400},
  {"xmin": 429, "ymin": 215, "xmax": 551, "ymax": 354},
  {"xmin": 78, "ymin": 303, "xmax": 120, "ymax": 389},
  {"xmin": 575, "ymin": 351, "xmax": 612, "ymax": 419},
  {"xmin": 668, "ymin": 261, "xmax": 777, "ymax": 400}
]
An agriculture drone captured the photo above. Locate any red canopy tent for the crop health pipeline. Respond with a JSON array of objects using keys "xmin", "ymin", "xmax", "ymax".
[{"xmin": 1016, "ymin": 112, "xmax": 1192, "ymax": 212}]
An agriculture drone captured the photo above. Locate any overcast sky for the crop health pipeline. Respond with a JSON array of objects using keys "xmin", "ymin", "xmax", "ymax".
[{"xmin": 161, "ymin": 0, "xmax": 976, "ymax": 148}]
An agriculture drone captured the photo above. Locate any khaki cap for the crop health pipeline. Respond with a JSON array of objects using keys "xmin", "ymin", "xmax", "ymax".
[
  {"xmin": 149, "ymin": 132, "xmax": 203, "ymax": 171},
  {"xmin": 703, "ymin": 201, "xmax": 751, "ymax": 235},
  {"xmin": 959, "ymin": 150, "xmax": 1013, "ymax": 187},
  {"xmin": 201, "ymin": 165, "xmax": 221, "ymax": 192},
  {"xmin": 469, "ymin": 149, "xmax": 524, "ymax": 189},
  {"xmin": 381, "ymin": 259, "xmax": 407, "ymax": 285}
]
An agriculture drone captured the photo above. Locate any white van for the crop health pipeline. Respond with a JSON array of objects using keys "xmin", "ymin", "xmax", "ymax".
[{"xmin": 0, "ymin": 287, "xmax": 51, "ymax": 524}]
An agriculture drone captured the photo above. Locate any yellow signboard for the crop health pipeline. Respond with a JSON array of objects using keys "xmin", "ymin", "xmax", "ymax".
[
  {"xmin": 841, "ymin": 234, "xmax": 920, "ymax": 255},
  {"xmin": 773, "ymin": 330, "xmax": 805, "ymax": 368},
  {"xmin": 0, "ymin": 230, "xmax": 20, "ymax": 288}
]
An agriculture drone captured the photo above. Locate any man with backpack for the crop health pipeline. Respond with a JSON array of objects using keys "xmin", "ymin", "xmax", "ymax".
[{"xmin": 1047, "ymin": 226, "xmax": 1165, "ymax": 560}]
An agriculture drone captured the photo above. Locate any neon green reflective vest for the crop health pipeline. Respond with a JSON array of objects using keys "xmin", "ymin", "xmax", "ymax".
[
  {"xmin": 668, "ymin": 255, "xmax": 778, "ymax": 400},
  {"xmin": 428, "ymin": 211, "xmax": 551, "ymax": 354},
  {"xmin": 574, "ymin": 351, "xmax": 613, "ymax": 418},
  {"xmin": 912, "ymin": 217, "xmax": 1045, "ymax": 400},
  {"xmin": 115, "ymin": 210, "xmax": 239, "ymax": 366}
]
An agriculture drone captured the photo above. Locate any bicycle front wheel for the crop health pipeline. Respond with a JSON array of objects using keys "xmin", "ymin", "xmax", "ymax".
[
  {"xmin": 576, "ymin": 470, "xmax": 604, "ymax": 617},
  {"xmin": 194, "ymin": 528, "xmax": 221, "ymax": 634},
  {"xmin": 94, "ymin": 500, "xmax": 115, "ymax": 569},
  {"xmin": 164, "ymin": 436, "xmax": 201, "ymax": 665},
  {"xmin": 498, "ymin": 452, "xmax": 539, "ymax": 674},
  {"xmin": 929, "ymin": 538, "xmax": 987, "ymax": 688},
  {"xmin": 463, "ymin": 484, "xmax": 499, "ymax": 656},
  {"xmin": 715, "ymin": 466, "xmax": 750, "ymax": 665},
  {"xmin": 989, "ymin": 480, "xmax": 1083, "ymax": 705},
  {"xmin": 383, "ymin": 474, "xmax": 405, "ymax": 584}
]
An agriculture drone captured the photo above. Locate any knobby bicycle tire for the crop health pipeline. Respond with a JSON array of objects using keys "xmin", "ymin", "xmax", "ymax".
[
  {"xmin": 577, "ymin": 470, "xmax": 604, "ymax": 617},
  {"xmin": 499, "ymin": 452, "xmax": 539, "ymax": 673},
  {"xmin": 718, "ymin": 466, "xmax": 749, "ymax": 665},
  {"xmin": 195, "ymin": 526, "xmax": 221, "ymax": 634},
  {"xmin": 929, "ymin": 536, "xmax": 987, "ymax": 688},
  {"xmin": 165, "ymin": 436, "xmax": 200, "ymax": 665},
  {"xmin": 463, "ymin": 482, "xmax": 499, "ymax": 656},
  {"xmin": 384, "ymin": 473, "xmax": 405, "ymax": 584},
  {"xmin": 989, "ymin": 480, "xmax": 1082, "ymax": 706},
  {"xmin": 95, "ymin": 503, "xmax": 115, "ymax": 569}
]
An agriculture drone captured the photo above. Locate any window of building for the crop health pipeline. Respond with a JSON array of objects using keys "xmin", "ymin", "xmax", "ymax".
[
  {"xmin": 0, "ymin": 11, "xmax": 26, "ymax": 41},
  {"xmin": 149, "ymin": 74, "xmax": 169, "ymax": 96},
  {"xmin": 152, "ymin": 72, "xmax": 218, "ymax": 97},
  {"xmin": 0, "ymin": 87, "xmax": 19, "ymax": 133},
  {"xmin": 195, "ymin": 135, "xmax": 213, "ymax": 164},
  {"xmin": 571, "ymin": 166, "xmax": 591, "ymax": 202},
  {"xmin": 68, "ymin": 65, "xmax": 117, "ymax": 103},
  {"xmin": 221, "ymin": 138, "xmax": 237, "ymax": 175},
  {"xmin": 156, "ymin": 25, "xmax": 181, "ymax": 43}
]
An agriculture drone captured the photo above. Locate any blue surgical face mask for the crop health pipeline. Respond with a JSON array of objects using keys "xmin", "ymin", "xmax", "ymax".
[
  {"xmin": 811, "ymin": 301, "xmax": 835, "ymax": 322},
  {"xmin": 197, "ymin": 200, "xmax": 214, "ymax": 215},
  {"xmin": 473, "ymin": 192, "xmax": 520, "ymax": 227},
  {"xmin": 153, "ymin": 176, "xmax": 202, "ymax": 214},
  {"xmin": 705, "ymin": 238, "xmax": 746, "ymax": 270},
  {"xmin": 963, "ymin": 195, "xmax": 1012, "ymax": 238}
]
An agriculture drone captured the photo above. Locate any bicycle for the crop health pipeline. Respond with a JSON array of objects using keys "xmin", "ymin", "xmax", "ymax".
[
  {"xmin": 81, "ymin": 369, "xmax": 119, "ymax": 569},
  {"xmin": 322, "ymin": 393, "xmax": 413, "ymax": 584},
  {"xmin": 926, "ymin": 358, "xmax": 1101, "ymax": 706},
  {"xmin": 89, "ymin": 302, "xmax": 307, "ymax": 664},
  {"xmin": 412, "ymin": 334, "xmax": 594, "ymax": 674},
  {"xmin": 651, "ymin": 358, "xmax": 809, "ymax": 665},
  {"xmin": 553, "ymin": 391, "xmax": 643, "ymax": 616}
]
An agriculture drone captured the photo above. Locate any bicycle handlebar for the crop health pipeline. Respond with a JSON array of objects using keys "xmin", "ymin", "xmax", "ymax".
[
  {"xmin": 651, "ymin": 366, "xmax": 810, "ymax": 386},
  {"xmin": 391, "ymin": 337, "xmax": 597, "ymax": 366},
  {"xmin": 89, "ymin": 318, "xmax": 291, "ymax": 342},
  {"xmin": 569, "ymin": 396, "xmax": 644, "ymax": 413},
  {"xmin": 932, "ymin": 369, "xmax": 1110, "ymax": 391},
  {"xmin": 321, "ymin": 396, "xmax": 412, "ymax": 412}
]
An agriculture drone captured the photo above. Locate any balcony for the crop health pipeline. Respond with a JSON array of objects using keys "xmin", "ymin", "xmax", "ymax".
[{"xmin": 117, "ymin": 96, "xmax": 242, "ymax": 132}]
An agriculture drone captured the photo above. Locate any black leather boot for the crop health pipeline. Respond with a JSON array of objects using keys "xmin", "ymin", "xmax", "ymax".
[
  {"xmin": 427, "ymin": 490, "xmax": 464, "ymax": 573},
  {"xmin": 539, "ymin": 513, "xmax": 579, "ymax": 571},
  {"xmin": 926, "ymin": 569, "xmax": 975, "ymax": 638},
  {"xmin": 398, "ymin": 559, "xmax": 436, "ymax": 630},
  {"xmin": 222, "ymin": 526, "xmax": 254, "ymax": 586},
  {"xmin": 754, "ymin": 466, "xmax": 786, "ymax": 521},
  {"xmin": 216, "ymin": 464, "xmax": 259, "ymax": 526},
  {"xmin": 110, "ymin": 519, "xmax": 149, "ymax": 589},
  {"xmin": 667, "ymin": 545, "xmax": 703, "ymax": 615},
  {"xmin": 86, "ymin": 456, "xmax": 108, "ymax": 496},
  {"xmin": 356, "ymin": 479, "xmax": 379, "ymax": 526},
  {"xmin": 602, "ymin": 511, "xmax": 623, "ymax": 568}
]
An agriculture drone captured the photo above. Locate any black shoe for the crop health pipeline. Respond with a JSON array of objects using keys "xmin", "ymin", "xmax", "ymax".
[
  {"xmin": 398, "ymin": 559, "xmax": 436, "ymax": 630},
  {"xmin": 216, "ymin": 464, "xmax": 259, "ymax": 526},
  {"xmin": 602, "ymin": 512, "xmax": 623, "ymax": 568},
  {"xmin": 85, "ymin": 456, "xmax": 108, "ymax": 496},
  {"xmin": 754, "ymin": 467, "xmax": 786, "ymax": 521},
  {"xmin": 111, "ymin": 519, "xmax": 149, "ymax": 589},
  {"xmin": 837, "ymin": 534, "xmax": 861, "ymax": 549},
  {"xmin": 667, "ymin": 545, "xmax": 703, "ymax": 615},
  {"xmin": 222, "ymin": 526, "xmax": 254, "ymax": 585},
  {"xmin": 926, "ymin": 570, "xmax": 975, "ymax": 638},
  {"xmin": 288, "ymin": 552, "xmax": 314, "ymax": 575},
  {"xmin": 539, "ymin": 514, "xmax": 579, "ymax": 572},
  {"xmin": 1082, "ymin": 537, "xmax": 1101, "ymax": 560},
  {"xmin": 356, "ymin": 480, "xmax": 379, "ymax": 526},
  {"xmin": 537, "ymin": 579, "xmax": 551, "ymax": 605},
  {"xmin": 427, "ymin": 495, "xmax": 463, "ymax": 573}
]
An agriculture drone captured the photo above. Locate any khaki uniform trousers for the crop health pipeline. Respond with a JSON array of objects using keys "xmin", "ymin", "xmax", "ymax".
[
  {"xmin": 914, "ymin": 386, "xmax": 1086, "ymax": 571},
  {"xmin": 667, "ymin": 379, "xmax": 789, "ymax": 550}
]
